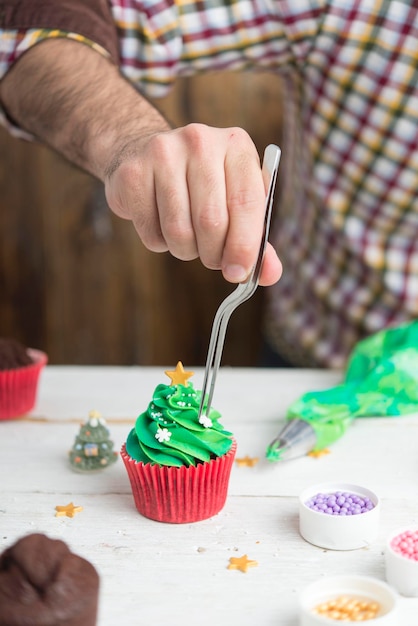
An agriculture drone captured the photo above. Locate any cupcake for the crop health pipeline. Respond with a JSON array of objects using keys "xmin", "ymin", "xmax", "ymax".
[
  {"xmin": 0, "ymin": 338, "xmax": 47, "ymax": 420},
  {"xmin": 0, "ymin": 533, "xmax": 99, "ymax": 625},
  {"xmin": 121, "ymin": 362, "xmax": 236, "ymax": 523}
]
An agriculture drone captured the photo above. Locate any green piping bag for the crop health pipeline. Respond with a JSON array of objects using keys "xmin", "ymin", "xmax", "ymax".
[{"xmin": 266, "ymin": 320, "xmax": 418, "ymax": 462}]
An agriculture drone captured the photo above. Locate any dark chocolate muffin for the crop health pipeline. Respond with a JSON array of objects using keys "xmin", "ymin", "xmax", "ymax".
[
  {"xmin": 0, "ymin": 534, "xmax": 99, "ymax": 625},
  {"xmin": 0, "ymin": 339, "xmax": 47, "ymax": 419},
  {"xmin": 0, "ymin": 338, "xmax": 33, "ymax": 370}
]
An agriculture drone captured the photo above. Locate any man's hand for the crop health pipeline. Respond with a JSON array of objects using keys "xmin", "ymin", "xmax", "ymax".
[
  {"xmin": 105, "ymin": 123, "xmax": 282, "ymax": 285},
  {"xmin": 0, "ymin": 39, "xmax": 282, "ymax": 286}
]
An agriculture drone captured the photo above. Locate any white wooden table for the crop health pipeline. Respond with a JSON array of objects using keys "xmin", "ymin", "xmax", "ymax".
[{"xmin": 1, "ymin": 366, "xmax": 418, "ymax": 625}]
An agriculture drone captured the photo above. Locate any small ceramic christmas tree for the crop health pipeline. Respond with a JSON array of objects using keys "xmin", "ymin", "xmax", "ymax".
[{"xmin": 69, "ymin": 410, "xmax": 118, "ymax": 472}]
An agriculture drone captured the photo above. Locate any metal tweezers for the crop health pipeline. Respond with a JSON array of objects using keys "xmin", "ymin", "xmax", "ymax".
[{"xmin": 197, "ymin": 144, "xmax": 281, "ymax": 420}]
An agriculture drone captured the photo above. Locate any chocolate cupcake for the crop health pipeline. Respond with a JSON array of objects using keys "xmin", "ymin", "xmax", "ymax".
[
  {"xmin": 0, "ymin": 533, "xmax": 99, "ymax": 625},
  {"xmin": 0, "ymin": 338, "xmax": 47, "ymax": 419}
]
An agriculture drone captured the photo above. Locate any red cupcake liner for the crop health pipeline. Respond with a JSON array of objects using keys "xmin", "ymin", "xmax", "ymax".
[
  {"xmin": 121, "ymin": 439, "xmax": 236, "ymax": 523},
  {"xmin": 0, "ymin": 348, "xmax": 48, "ymax": 420}
]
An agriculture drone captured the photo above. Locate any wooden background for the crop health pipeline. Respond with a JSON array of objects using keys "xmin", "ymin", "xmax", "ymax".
[{"xmin": 0, "ymin": 72, "xmax": 282, "ymax": 366}]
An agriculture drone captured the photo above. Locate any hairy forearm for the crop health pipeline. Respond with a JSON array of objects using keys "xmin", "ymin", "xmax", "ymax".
[
  {"xmin": 0, "ymin": 39, "xmax": 170, "ymax": 180},
  {"xmin": 0, "ymin": 38, "xmax": 283, "ymax": 287}
]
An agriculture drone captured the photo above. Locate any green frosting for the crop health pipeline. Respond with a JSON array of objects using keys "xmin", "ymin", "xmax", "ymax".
[{"xmin": 126, "ymin": 381, "xmax": 233, "ymax": 467}]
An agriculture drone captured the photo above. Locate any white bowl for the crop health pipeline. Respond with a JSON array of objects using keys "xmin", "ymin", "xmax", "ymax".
[
  {"xmin": 299, "ymin": 575, "xmax": 398, "ymax": 625},
  {"xmin": 385, "ymin": 527, "xmax": 418, "ymax": 597},
  {"xmin": 299, "ymin": 482, "xmax": 380, "ymax": 550}
]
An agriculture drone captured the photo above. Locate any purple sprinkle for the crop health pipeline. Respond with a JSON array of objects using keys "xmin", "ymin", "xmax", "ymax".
[{"xmin": 305, "ymin": 490, "xmax": 375, "ymax": 516}]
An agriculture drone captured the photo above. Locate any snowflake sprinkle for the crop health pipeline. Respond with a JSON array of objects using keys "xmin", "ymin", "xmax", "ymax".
[
  {"xmin": 155, "ymin": 428, "xmax": 172, "ymax": 443},
  {"xmin": 199, "ymin": 415, "xmax": 213, "ymax": 428}
]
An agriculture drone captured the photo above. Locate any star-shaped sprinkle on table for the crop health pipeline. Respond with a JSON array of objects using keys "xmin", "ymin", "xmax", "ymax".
[
  {"xmin": 227, "ymin": 554, "xmax": 258, "ymax": 573},
  {"xmin": 165, "ymin": 361, "xmax": 194, "ymax": 386},
  {"xmin": 55, "ymin": 502, "xmax": 83, "ymax": 518},
  {"xmin": 307, "ymin": 448, "xmax": 331, "ymax": 458},
  {"xmin": 235, "ymin": 455, "xmax": 259, "ymax": 467}
]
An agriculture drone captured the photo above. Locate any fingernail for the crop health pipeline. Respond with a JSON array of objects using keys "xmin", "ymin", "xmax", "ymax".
[{"xmin": 224, "ymin": 264, "xmax": 248, "ymax": 282}]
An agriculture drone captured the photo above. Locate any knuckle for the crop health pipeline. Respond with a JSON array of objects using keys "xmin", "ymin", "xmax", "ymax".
[
  {"xmin": 227, "ymin": 125, "xmax": 252, "ymax": 145},
  {"xmin": 162, "ymin": 215, "xmax": 197, "ymax": 260},
  {"xmin": 115, "ymin": 158, "xmax": 143, "ymax": 189},
  {"xmin": 196, "ymin": 204, "xmax": 225, "ymax": 232},
  {"xmin": 228, "ymin": 190, "xmax": 260, "ymax": 216},
  {"xmin": 147, "ymin": 132, "xmax": 173, "ymax": 161},
  {"xmin": 180, "ymin": 123, "xmax": 223, "ymax": 162},
  {"xmin": 231, "ymin": 238, "xmax": 254, "ymax": 258},
  {"xmin": 164, "ymin": 218, "xmax": 192, "ymax": 243}
]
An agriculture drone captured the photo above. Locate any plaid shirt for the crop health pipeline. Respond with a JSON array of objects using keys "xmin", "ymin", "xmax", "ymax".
[{"xmin": 1, "ymin": 0, "xmax": 418, "ymax": 367}]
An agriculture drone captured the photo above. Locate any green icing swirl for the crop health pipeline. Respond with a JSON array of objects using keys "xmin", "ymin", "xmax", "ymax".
[{"xmin": 126, "ymin": 381, "xmax": 233, "ymax": 467}]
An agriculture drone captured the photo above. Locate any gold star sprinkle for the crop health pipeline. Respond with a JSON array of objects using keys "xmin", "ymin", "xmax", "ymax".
[
  {"xmin": 55, "ymin": 502, "xmax": 83, "ymax": 518},
  {"xmin": 228, "ymin": 554, "xmax": 258, "ymax": 573},
  {"xmin": 164, "ymin": 362, "xmax": 194, "ymax": 386},
  {"xmin": 307, "ymin": 448, "xmax": 331, "ymax": 458},
  {"xmin": 235, "ymin": 455, "xmax": 259, "ymax": 467}
]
